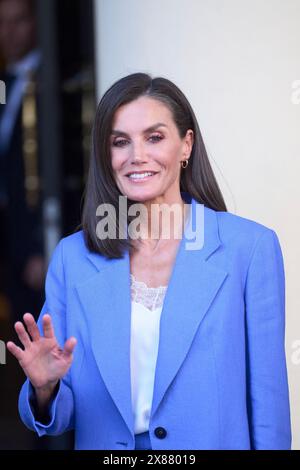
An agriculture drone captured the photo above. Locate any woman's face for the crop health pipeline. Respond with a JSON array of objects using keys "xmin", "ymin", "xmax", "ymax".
[{"xmin": 110, "ymin": 96, "xmax": 193, "ymax": 204}]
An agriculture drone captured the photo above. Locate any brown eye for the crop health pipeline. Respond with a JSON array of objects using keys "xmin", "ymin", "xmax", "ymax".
[
  {"xmin": 149, "ymin": 134, "xmax": 163, "ymax": 143},
  {"xmin": 112, "ymin": 139, "xmax": 128, "ymax": 147}
]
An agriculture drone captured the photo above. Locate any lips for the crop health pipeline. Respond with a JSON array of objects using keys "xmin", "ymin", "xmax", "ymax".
[
  {"xmin": 126, "ymin": 171, "xmax": 159, "ymax": 183},
  {"xmin": 125, "ymin": 170, "xmax": 158, "ymax": 177}
]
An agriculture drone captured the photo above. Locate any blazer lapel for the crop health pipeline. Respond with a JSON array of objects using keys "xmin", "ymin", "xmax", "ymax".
[
  {"xmin": 150, "ymin": 201, "xmax": 228, "ymax": 418},
  {"xmin": 76, "ymin": 250, "xmax": 134, "ymax": 436}
]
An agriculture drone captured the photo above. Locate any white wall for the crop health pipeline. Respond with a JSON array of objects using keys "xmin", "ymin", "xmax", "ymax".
[{"xmin": 94, "ymin": 0, "xmax": 300, "ymax": 449}]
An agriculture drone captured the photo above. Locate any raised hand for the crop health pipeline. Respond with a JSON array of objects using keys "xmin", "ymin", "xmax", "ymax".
[{"xmin": 7, "ymin": 313, "xmax": 77, "ymax": 391}]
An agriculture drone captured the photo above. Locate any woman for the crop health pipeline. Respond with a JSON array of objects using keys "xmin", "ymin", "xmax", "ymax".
[{"xmin": 7, "ymin": 73, "xmax": 291, "ymax": 450}]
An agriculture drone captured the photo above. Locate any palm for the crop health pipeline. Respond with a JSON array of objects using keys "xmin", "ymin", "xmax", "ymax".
[
  {"xmin": 20, "ymin": 337, "xmax": 72, "ymax": 388},
  {"xmin": 7, "ymin": 313, "xmax": 77, "ymax": 390}
]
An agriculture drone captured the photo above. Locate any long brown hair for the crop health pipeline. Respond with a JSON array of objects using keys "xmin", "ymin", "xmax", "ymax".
[{"xmin": 81, "ymin": 73, "xmax": 227, "ymax": 258}]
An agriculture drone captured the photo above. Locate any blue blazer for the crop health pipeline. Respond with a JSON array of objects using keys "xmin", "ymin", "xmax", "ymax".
[{"xmin": 18, "ymin": 196, "xmax": 292, "ymax": 449}]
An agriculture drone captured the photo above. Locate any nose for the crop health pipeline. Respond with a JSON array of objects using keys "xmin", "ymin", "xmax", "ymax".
[{"xmin": 130, "ymin": 141, "xmax": 148, "ymax": 165}]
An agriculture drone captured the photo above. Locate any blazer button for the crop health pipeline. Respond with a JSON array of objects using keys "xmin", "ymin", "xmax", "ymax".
[{"xmin": 154, "ymin": 427, "xmax": 167, "ymax": 439}]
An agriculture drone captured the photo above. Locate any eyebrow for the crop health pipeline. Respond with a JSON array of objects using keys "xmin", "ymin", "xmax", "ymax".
[{"xmin": 111, "ymin": 122, "xmax": 168, "ymax": 137}]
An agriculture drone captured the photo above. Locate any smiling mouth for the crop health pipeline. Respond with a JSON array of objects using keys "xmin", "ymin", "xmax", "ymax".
[{"xmin": 126, "ymin": 171, "xmax": 159, "ymax": 181}]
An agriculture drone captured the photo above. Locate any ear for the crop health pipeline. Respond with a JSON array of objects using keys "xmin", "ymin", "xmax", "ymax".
[{"xmin": 183, "ymin": 129, "xmax": 194, "ymax": 157}]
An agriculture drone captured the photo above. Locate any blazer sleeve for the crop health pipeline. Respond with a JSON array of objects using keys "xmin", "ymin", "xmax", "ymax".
[
  {"xmin": 18, "ymin": 239, "xmax": 75, "ymax": 437},
  {"xmin": 244, "ymin": 228, "xmax": 292, "ymax": 449}
]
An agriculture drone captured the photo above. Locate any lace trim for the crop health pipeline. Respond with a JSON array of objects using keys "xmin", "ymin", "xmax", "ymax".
[{"xmin": 130, "ymin": 274, "xmax": 167, "ymax": 311}]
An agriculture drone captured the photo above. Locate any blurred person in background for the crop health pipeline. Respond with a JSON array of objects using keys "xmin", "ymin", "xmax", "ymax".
[
  {"xmin": 0, "ymin": 0, "xmax": 45, "ymax": 327},
  {"xmin": 0, "ymin": 0, "xmax": 93, "ymax": 450}
]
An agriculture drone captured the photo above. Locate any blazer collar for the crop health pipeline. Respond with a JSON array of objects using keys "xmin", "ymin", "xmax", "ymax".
[{"xmin": 76, "ymin": 196, "xmax": 228, "ymax": 437}]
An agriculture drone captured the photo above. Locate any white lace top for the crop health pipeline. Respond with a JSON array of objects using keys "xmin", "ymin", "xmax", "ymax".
[
  {"xmin": 130, "ymin": 274, "xmax": 167, "ymax": 311},
  {"xmin": 130, "ymin": 274, "xmax": 167, "ymax": 434}
]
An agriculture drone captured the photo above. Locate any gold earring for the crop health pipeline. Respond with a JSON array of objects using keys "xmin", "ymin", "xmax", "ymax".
[{"xmin": 181, "ymin": 160, "xmax": 189, "ymax": 169}]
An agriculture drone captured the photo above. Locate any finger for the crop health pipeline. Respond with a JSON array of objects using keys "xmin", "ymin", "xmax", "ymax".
[
  {"xmin": 42, "ymin": 314, "xmax": 55, "ymax": 339},
  {"xmin": 63, "ymin": 337, "xmax": 77, "ymax": 358},
  {"xmin": 7, "ymin": 341, "xmax": 24, "ymax": 362},
  {"xmin": 23, "ymin": 313, "xmax": 41, "ymax": 341},
  {"xmin": 14, "ymin": 322, "xmax": 32, "ymax": 348}
]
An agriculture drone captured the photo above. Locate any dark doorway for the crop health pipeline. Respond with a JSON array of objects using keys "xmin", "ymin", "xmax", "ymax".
[{"xmin": 0, "ymin": 0, "xmax": 95, "ymax": 449}]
